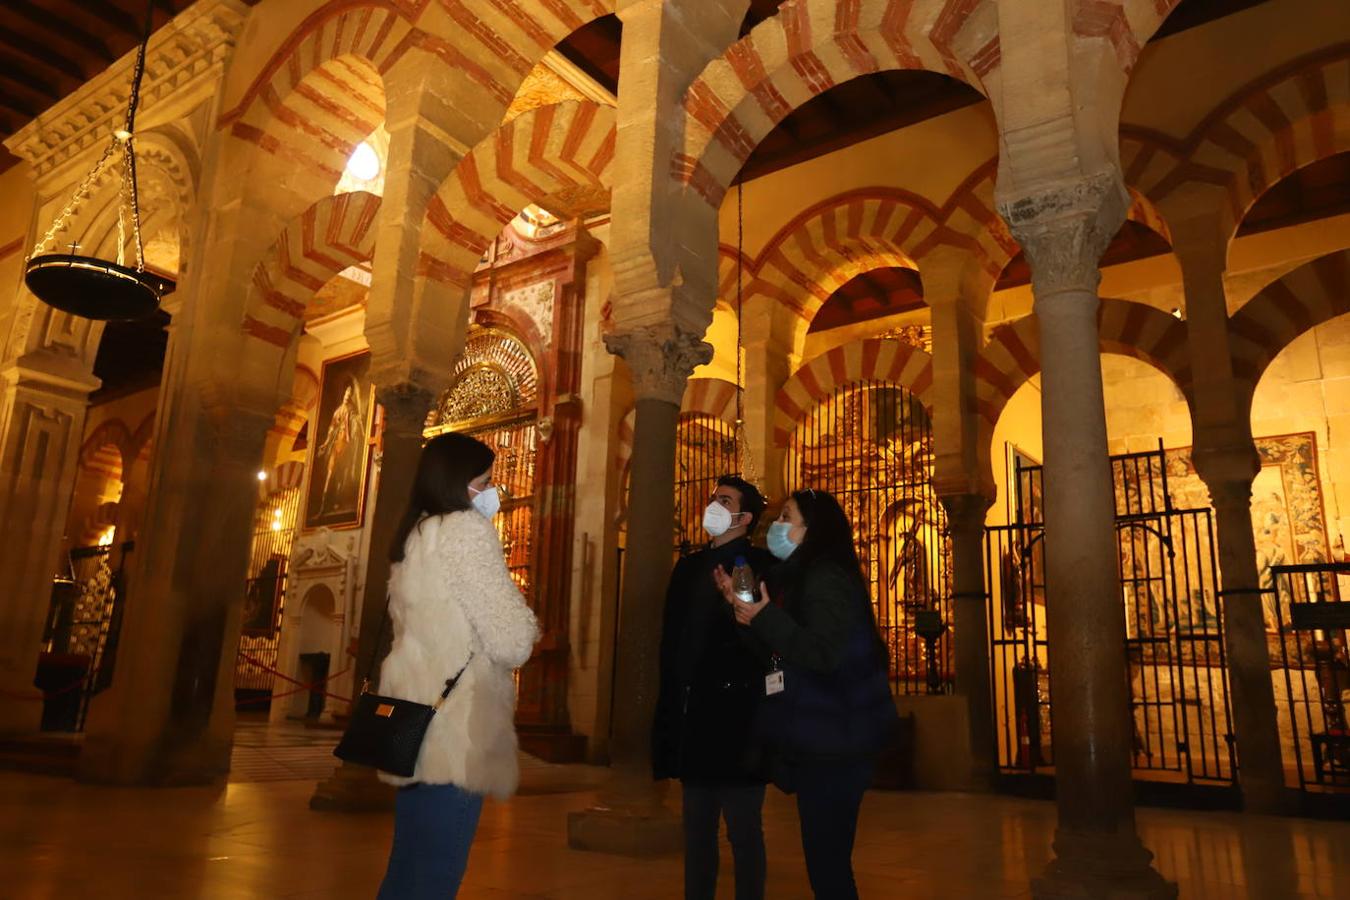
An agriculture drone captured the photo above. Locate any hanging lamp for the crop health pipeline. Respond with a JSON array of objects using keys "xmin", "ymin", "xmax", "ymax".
[
  {"xmin": 24, "ymin": 0, "xmax": 174, "ymax": 321},
  {"xmin": 733, "ymin": 183, "xmax": 760, "ymax": 487}
]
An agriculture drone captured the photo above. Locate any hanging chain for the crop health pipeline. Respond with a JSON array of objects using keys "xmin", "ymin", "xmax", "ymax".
[
  {"xmin": 123, "ymin": 0, "xmax": 152, "ymax": 272},
  {"xmin": 31, "ymin": 1, "xmax": 151, "ymax": 268}
]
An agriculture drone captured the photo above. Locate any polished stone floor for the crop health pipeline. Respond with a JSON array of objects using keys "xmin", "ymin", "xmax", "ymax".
[{"xmin": 2, "ymin": 728, "xmax": 1348, "ymax": 899}]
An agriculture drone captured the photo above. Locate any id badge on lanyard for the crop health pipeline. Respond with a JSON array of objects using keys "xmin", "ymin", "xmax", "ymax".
[{"xmin": 765, "ymin": 654, "xmax": 784, "ymax": 696}]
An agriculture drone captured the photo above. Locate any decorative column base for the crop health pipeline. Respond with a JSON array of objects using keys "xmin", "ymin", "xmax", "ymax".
[
  {"xmin": 567, "ymin": 771, "xmax": 680, "ymax": 857},
  {"xmin": 309, "ymin": 761, "xmax": 395, "ymax": 812},
  {"xmin": 1033, "ymin": 831, "xmax": 1177, "ymax": 900},
  {"xmin": 567, "ymin": 807, "xmax": 682, "ymax": 857}
]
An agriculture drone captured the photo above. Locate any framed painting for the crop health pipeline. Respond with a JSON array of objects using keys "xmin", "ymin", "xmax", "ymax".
[{"xmin": 303, "ymin": 350, "xmax": 376, "ymax": 531}]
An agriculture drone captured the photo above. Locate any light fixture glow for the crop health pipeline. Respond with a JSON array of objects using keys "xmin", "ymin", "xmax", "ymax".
[
  {"xmin": 346, "ymin": 142, "xmax": 381, "ymax": 182},
  {"xmin": 256, "ymin": 470, "xmax": 268, "ymax": 481}
]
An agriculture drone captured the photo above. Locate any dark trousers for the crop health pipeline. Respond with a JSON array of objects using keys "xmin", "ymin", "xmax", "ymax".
[
  {"xmin": 794, "ymin": 759, "xmax": 875, "ymax": 900},
  {"xmin": 681, "ymin": 781, "xmax": 767, "ymax": 900},
  {"xmin": 378, "ymin": 782, "xmax": 484, "ymax": 900}
]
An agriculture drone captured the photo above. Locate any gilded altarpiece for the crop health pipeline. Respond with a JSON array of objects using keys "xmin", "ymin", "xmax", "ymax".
[{"xmin": 424, "ymin": 219, "xmax": 595, "ymax": 761}]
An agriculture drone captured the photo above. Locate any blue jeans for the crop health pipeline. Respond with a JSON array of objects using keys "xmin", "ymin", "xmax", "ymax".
[
  {"xmin": 378, "ymin": 782, "xmax": 484, "ymax": 900},
  {"xmin": 681, "ymin": 782, "xmax": 766, "ymax": 900}
]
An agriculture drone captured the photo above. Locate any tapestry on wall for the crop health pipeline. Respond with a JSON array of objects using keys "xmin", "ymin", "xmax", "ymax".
[
  {"xmin": 304, "ymin": 350, "xmax": 376, "ymax": 531},
  {"xmin": 1163, "ymin": 431, "xmax": 1332, "ymax": 632}
]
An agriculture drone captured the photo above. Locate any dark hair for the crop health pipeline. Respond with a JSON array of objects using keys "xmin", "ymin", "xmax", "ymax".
[
  {"xmin": 716, "ymin": 474, "xmax": 766, "ymax": 532},
  {"xmin": 790, "ymin": 488, "xmax": 888, "ymax": 661},
  {"xmin": 390, "ymin": 433, "xmax": 495, "ymax": 562}
]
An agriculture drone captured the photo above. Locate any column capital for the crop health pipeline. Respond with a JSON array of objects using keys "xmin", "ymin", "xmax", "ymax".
[
  {"xmin": 604, "ymin": 324, "xmax": 711, "ymax": 405},
  {"xmin": 375, "ymin": 382, "xmax": 437, "ymax": 436},
  {"xmin": 1190, "ymin": 438, "xmax": 1260, "ymax": 491},
  {"xmin": 997, "ymin": 170, "xmax": 1129, "ymax": 300},
  {"xmin": 939, "ymin": 491, "xmax": 995, "ymax": 535}
]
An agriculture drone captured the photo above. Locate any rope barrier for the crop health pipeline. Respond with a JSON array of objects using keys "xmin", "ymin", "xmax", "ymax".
[
  {"xmin": 0, "ymin": 677, "xmax": 89, "ymax": 702},
  {"xmin": 235, "ymin": 652, "xmax": 353, "ymax": 706}
]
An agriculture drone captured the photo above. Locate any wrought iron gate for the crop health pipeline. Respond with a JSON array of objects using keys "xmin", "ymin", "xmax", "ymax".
[
  {"xmin": 674, "ymin": 414, "xmax": 738, "ymax": 556},
  {"xmin": 41, "ymin": 542, "xmax": 131, "ymax": 731},
  {"xmin": 988, "ymin": 445, "xmax": 1236, "ymax": 785},
  {"xmin": 784, "ymin": 380, "xmax": 951, "ymax": 695},
  {"xmin": 235, "ymin": 487, "xmax": 302, "ymax": 704},
  {"xmin": 1270, "ymin": 562, "xmax": 1350, "ymax": 794}
]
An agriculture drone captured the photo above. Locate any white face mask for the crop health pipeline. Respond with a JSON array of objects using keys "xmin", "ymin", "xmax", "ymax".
[
  {"xmin": 469, "ymin": 485, "xmax": 501, "ymax": 519},
  {"xmin": 702, "ymin": 502, "xmax": 736, "ymax": 537}
]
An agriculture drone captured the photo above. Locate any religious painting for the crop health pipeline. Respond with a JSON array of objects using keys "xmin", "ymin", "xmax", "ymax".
[
  {"xmin": 241, "ymin": 555, "xmax": 286, "ymax": 636},
  {"xmin": 1163, "ymin": 432, "xmax": 1332, "ymax": 632},
  {"xmin": 303, "ymin": 350, "xmax": 375, "ymax": 531}
]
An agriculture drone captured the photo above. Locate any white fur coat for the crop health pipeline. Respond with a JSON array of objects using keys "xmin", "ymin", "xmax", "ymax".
[{"xmin": 376, "ymin": 510, "xmax": 539, "ymax": 798}]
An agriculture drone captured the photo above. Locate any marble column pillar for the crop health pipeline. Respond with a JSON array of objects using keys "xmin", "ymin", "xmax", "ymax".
[
  {"xmin": 740, "ymin": 297, "xmax": 794, "ymax": 501},
  {"xmin": 310, "ymin": 383, "xmax": 434, "ymax": 812},
  {"xmin": 78, "ymin": 378, "xmax": 272, "ymax": 785},
  {"xmin": 1001, "ymin": 173, "xmax": 1175, "ymax": 899},
  {"xmin": 1174, "ymin": 220, "xmax": 1287, "ymax": 812},
  {"xmin": 1193, "ymin": 449, "xmax": 1287, "ymax": 812},
  {"xmin": 567, "ymin": 324, "xmax": 710, "ymax": 856},
  {"xmin": 0, "ymin": 352, "xmax": 100, "ymax": 732},
  {"xmin": 939, "ymin": 491, "xmax": 997, "ymax": 785}
]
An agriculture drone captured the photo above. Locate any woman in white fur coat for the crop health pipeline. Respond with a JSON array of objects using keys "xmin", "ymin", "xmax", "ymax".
[{"xmin": 375, "ymin": 432, "xmax": 539, "ymax": 900}]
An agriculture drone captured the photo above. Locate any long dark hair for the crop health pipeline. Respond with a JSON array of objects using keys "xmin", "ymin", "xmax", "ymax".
[
  {"xmin": 389, "ymin": 433, "xmax": 495, "ymax": 562},
  {"xmin": 791, "ymin": 488, "xmax": 888, "ymax": 661}
]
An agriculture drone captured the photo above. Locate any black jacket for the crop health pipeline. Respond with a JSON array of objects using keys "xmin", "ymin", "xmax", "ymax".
[
  {"xmin": 651, "ymin": 536, "xmax": 776, "ymax": 784},
  {"xmin": 749, "ymin": 556, "xmax": 897, "ymax": 764}
]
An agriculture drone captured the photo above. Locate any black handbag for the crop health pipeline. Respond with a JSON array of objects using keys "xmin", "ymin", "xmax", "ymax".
[{"xmin": 333, "ymin": 601, "xmax": 473, "ymax": 778}]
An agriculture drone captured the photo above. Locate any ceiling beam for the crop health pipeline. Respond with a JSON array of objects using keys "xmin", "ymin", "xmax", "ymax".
[
  {"xmin": 75, "ymin": 0, "xmax": 140, "ymax": 35},
  {"xmin": 0, "ymin": 25, "xmax": 83, "ymax": 81},
  {"xmin": 4, "ymin": 0, "xmax": 115, "ymax": 65}
]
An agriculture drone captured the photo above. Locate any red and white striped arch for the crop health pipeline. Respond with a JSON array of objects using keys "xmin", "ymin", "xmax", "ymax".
[
  {"xmin": 615, "ymin": 377, "xmax": 742, "ymax": 473},
  {"xmin": 1120, "ymin": 47, "xmax": 1350, "ymax": 238},
  {"xmin": 676, "ymin": 0, "xmax": 993, "ymax": 208},
  {"xmin": 773, "ymin": 339, "xmax": 934, "ymax": 448},
  {"xmin": 418, "ymin": 101, "xmax": 616, "ymax": 288},
  {"xmin": 1229, "ymin": 248, "xmax": 1350, "ymax": 403},
  {"xmin": 972, "ymin": 298, "xmax": 1193, "ymax": 429},
  {"xmin": 80, "ymin": 420, "xmax": 133, "ymax": 481},
  {"xmin": 259, "ymin": 460, "xmax": 308, "ymax": 501},
  {"xmin": 220, "ymin": 3, "xmax": 401, "ymax": 185},
  {"xmin": 242, "ymin": 191, "xmax": 382, "ymax": 348}
]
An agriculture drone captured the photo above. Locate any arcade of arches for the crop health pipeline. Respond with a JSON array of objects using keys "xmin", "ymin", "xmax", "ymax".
[{"xmin": 0, "ymin": 0, "xmax": 1348, "ymax": 897}]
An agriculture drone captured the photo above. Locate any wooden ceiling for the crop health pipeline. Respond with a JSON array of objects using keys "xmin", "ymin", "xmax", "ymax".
[
  {"xmin": 810, "ymin": 267, "xmax": 925, "ymax": 334},
  {"xmin": 0, "ymin": 0, "xmax": 268, "ymax": 171}
]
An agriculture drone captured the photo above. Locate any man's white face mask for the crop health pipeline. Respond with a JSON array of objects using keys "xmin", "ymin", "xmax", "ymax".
[{"xmin": 702, "ymin": 502, "xmax": 736, "ymax": 537}]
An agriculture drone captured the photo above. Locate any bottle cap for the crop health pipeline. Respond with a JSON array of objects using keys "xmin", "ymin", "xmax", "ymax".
[{"xmin": 734, "ymin": 556, "xmax": 747, "ymax": 567}]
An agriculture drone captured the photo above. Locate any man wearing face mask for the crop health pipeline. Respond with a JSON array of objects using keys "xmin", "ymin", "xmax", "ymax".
[{"xmin": 652, "ymin": 474, "xmax": 774, "ymax": 900}]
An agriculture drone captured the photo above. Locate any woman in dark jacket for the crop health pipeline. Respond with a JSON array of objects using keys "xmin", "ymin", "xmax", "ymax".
[{"xmin": 715, "ymin": 488, "xmax": 895, "ymax": 900}]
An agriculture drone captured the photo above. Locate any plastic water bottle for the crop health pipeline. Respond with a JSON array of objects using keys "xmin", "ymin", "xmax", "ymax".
[{"xmin": 732, "ymin": 556, "xmax": 756, "ymax": 604}]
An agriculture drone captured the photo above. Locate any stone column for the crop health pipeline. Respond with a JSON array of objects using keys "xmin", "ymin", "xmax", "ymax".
[
  {"xmin": 1174, "ymin": 219, "xmax": 1287, "ymax": 812},
  {"xmin": 567, "ymin": 323, "xmax": 710, "ymax": 855},
  {"xmin": 310, "ymin": 382, "xmax": 434, "ymax": 812},
  {"xmin": 1001, "ymin": 173, "xmax": 1175, "ymax": 900},
  {"xmin": 939, "ymin": 492, "xmax": 997, "ymax": 785},
  {"xmin": 1193, "ymin": 446, "xmax": 1287, "ymax": 812},
  {"xmin": 740, "ymin": 295, "xmax": 794, "ymax": 500},
  {"xmin": 0, "ymin": 352, "xmax": 100, "ymax": 732},
  {"xmin": 78, "ymin": 367, "xmax": 273, "ymax": 785}
]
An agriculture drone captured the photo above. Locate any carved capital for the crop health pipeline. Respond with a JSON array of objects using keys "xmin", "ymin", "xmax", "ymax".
[
  {"xmin": 603, "ymin": 325, "xmax": 712, "ymax": 405},
  {"xmin": 939, "ymin": 492, "xmax": 994, "ymax": 537},
  {"xmin": 376, "ymin": 383, "xmax": 436, "ymax": 437},
  {"xmin": 997, "ymin": 170, "xmax": 1129, "ymax": 299}
]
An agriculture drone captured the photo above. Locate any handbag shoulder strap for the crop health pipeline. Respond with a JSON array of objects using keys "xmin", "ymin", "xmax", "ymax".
[
  {"xmin": 362, "ymin": 592, "xmax": 476, "ymax": 706},
  {"xmin": 433, "ymin": 652, "xmax": 474, "ymax": 710}
]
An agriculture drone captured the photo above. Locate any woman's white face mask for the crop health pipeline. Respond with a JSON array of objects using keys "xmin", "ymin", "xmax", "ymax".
[{"xmin": 469, "ymin": 484, "xmax": 501, "ymax": 519}]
